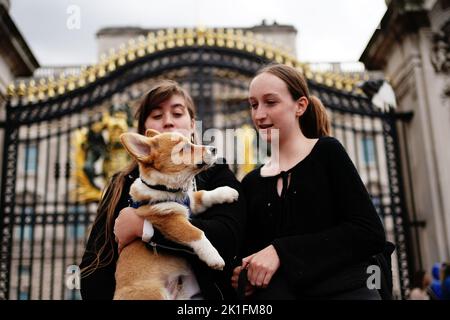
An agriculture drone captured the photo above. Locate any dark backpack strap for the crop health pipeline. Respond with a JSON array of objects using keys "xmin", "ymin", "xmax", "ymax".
[
  {"xmin": 374, "ymin": 254, "xmax": 393, "ymax": 300},
  {"xmin": 236, "ymin": 268, "xmax": 248, "ymax": 300},
  {"xmin": 371, "ymin": 241, "xmax": 396, "ymax": 300}
]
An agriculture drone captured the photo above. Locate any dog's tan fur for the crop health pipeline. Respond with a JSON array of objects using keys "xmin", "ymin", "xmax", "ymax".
[{"xmin": 114, "ymin": 129, "xmax": 238, "ymax": 300}]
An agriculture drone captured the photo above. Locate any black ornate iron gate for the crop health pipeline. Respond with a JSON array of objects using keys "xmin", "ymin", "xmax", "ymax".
[{"xmin": 0, "ymin": 28, "xmax": 414, "ymax": 300}]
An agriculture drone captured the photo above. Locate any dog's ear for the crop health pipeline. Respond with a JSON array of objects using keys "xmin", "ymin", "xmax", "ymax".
[
  {"xmin": 120, "ymin": 132, "xmax": 152, "ymax": 160},
  {"xmin": 145, "ymin": 129, "xmax": 160, "ymax": 138}
]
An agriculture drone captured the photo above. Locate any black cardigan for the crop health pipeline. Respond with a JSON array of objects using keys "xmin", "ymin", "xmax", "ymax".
[
  {"xmin": 241, "ymin": 136, "xmax": 386, "ymax": 298},
  {"xmin": 79, "ymin": 160, "xmax": 246, "ymax": 300}
]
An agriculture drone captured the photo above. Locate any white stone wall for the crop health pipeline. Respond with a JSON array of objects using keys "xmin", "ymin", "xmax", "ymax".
[
  {"xmin": 380, "ymin": 24, "xmax": 450, "ymax": 271},
  {"xmin": 0, "ymin": 53, "xmax": 14, "ymax": 206}
]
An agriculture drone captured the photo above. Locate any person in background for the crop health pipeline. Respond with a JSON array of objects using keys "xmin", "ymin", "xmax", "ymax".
[
  {"xmin": 409, "ymin": 270, "xmax": 432, "ymax": 300},
  {"xmin": 441, "ymin": 262, "xmax": 450, "ymax": 300},
  {"xmin": 430, "ymin": 262, "xmax": 443, "ymax": 300}
]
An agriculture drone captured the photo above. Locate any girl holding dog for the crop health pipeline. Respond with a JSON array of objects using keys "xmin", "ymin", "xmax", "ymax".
[
  {"xmin": 230, "ymin": 64, "xmax": 386, "ymax": 299},
  {"xmin": 80, "ymin": 80, "xmax": 246, "ymax": 300}
]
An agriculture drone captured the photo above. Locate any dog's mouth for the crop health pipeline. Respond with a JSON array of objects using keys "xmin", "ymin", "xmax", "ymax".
[
  {"xmin": 195, "ymin": 146, "xmax": 217, "ymax": 170},
  {"xmin": 195, "ymin": 156, "xmax": 216, "ymax": 170}
]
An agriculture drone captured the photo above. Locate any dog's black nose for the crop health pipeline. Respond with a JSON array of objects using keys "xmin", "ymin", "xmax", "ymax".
[{"xmin": 210, "ymin": 147, "xmax": 217, "ymax": 155}]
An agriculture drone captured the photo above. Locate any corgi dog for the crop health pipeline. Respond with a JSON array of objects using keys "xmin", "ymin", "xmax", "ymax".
[{"xmin": 113, "ymin": 129, "xmax": 239, "ymax": 300}]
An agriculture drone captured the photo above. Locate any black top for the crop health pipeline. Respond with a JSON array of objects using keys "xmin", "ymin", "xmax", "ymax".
[
  {"xmin": 79, "ymin": 159, "xmax": 246, "ymax": 300},
  {"xmin": 241, "ymin": 136, "xmax": 386, "ymax": 298}
]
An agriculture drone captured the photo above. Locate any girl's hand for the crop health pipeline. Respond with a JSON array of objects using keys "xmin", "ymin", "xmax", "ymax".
[
  {"xmin": 231, "ymin": 266, "xmax": 256, "ymax": 297},
  {"xmin": 114, "ymin": 207, "xmax": 144, "ymax": 254},
  {"xmin": 242, "ymin": 245, "xmax": 280, "ymax": 288}
]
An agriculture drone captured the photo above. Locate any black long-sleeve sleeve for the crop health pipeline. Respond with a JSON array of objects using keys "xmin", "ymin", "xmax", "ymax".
[{"xmin": 242, "ymin": 137, "xmax": 386, "ymax": 294}]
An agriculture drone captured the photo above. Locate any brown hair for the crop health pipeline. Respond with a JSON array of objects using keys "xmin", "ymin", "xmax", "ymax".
[
  {"xmin": 256, "ymin": 64, "xmax": 330, "ymax": 138},
  {"xmin": 81, "ymin": 80, "xmax": 196, "ymax": 277}
]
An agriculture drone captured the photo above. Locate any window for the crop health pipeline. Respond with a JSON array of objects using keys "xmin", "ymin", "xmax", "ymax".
[
  {"xmin": 19, "ymin": 291, "xmax": 29, "ymax": 300},
  {"xmin": 65, "ymin": 288, "xmax": 82, "ymax": 300},
  {"xmin": 19, "ymin": 265, "xmax": 31, "ymax": 274},
  {"xmin": 14, "ymin": 226, "xmax": 32, "ymax": 241},
  {"xmin": 362, "ymin": 137, "xmax": 375, "ymax": 165},
  {"xmin": 18, "ymin": 265, "xmax": 31, "ymax": 300},
  {"xmin": 371, "ymin": 195, "xmax": 382, "ymax": 215},
  {"xmin": 68, "ymin": 224, "xmax": 86, "ymax": 240},
  {"xmin": 67, "ymin": 206, "xmax": 87, "ymax": 240},
  {"xmin": 15, "ymin": 207, "xmax": 34, "ymax": 241},
  {"xmin": 25, "ymin": 145, "xmax": 37, "ymax": 174}
]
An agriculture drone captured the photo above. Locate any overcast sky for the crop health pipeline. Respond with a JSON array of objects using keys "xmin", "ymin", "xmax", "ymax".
[{"xmin": 9, "ymin": 0, "xmax": 387, "ymax": 67}]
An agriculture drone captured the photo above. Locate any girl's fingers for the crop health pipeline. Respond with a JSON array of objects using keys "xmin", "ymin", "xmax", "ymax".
[
  {"xmin": 247, "ymin": 264, "xmax": 255, "ymax": 285},
  {"xmin": 233, "ymin": 266, "xmax": 242, "ymax": 275},
  {"xmin": 248, "ymin": 266, "xmax": 263, "ymax": 287},
  {"xmin": 241, "ymin": 254, "xmax": 255, "ymax": 267},
  {"xmin": 231, "ymin": 276, "xmax": 238, "ymax": 288},
  {"xmin": 231, "ymin": 266, "xmax": 246, "ymax": 289},
  {"xmin": 262, "ymin": 271, "xmax": 274, "ymax": 288},
  {"xmin": 255, "ymin": 269, "xmax": 266, "ymax": 287}
]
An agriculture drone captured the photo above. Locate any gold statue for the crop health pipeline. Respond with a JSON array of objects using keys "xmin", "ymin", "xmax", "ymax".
[{"xmin": 71, "ymin": 104, "xmax": 134, "ymax": 203}]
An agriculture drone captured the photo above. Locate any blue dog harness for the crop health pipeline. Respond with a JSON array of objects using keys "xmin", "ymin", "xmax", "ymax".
[
  {"xmin": 128, "ymin": 194, "xmax": 192, "ymax": 216},
  {"xmin": 128, "ymin": 176, "xmax": 193, "ymax": 216}
]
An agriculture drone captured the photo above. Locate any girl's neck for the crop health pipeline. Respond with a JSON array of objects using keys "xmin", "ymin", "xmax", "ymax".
[
  {"xmin": 263, "ymin": 127, "xmax": 315, "ymax": 175},
  {"xmin": 280, "ymin": 128, "xmax": 307, "ymax": 158}
]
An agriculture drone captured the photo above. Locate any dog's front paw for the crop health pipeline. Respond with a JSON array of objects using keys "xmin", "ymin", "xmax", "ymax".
[
  {"xmin": 206, "ymin": 254, "xmax": 225, "ymax": 271},
  {"xmin": 212, "ymin": 186, "xmax": 239, "ymax": 204},
  {"xmin": 190, "ymin": 236, "xmax": 226, "ymax": 271}
]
